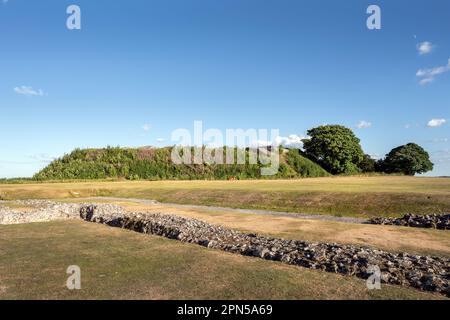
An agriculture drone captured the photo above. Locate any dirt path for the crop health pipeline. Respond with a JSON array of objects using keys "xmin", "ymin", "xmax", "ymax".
[{"xmin": 79, "ymin": 196, "xmax": 368, "ymax": 224}]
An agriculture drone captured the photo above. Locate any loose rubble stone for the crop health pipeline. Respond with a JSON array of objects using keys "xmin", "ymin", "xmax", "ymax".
[
  {"xmin": 369, "ymin": 213, "xmax": 450, "ymax": 230},
  {"xmin": 79, "ymin": 204, "xmax": 450, "ymax": 297},
  {"xmin": 0, "ymin": 200, "xmax": 79, "ymax": 224},
  {"xmin": 0, "ymin": 200, "xmax": 122, "ymax": 225}
]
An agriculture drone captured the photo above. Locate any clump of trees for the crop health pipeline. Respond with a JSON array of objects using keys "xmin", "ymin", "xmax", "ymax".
[
  {"xmin": 376, "ymin": 143, "xmax": 433, "ymax": 176},
  {"xmin": 302, "ymin": 125, "xmax": 433, "ymax": 176}
]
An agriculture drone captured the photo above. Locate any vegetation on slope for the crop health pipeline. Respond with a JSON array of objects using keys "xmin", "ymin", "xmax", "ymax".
[
  {"xmin": 33, "ymin": 147, "xmax": 330, "ymax": 181},
  {"xmin": 31, "ymin": 125, "xmax": 434, "ymax": 181}
]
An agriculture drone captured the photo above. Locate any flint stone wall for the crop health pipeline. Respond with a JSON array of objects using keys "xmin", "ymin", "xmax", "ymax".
[
  {"xmin": 369, "ymin": 213, "xmax": 450, "ymax": 230},
  {"xmin": 80, "ymin": 205, "xmax": 450, "ymax": 297}
]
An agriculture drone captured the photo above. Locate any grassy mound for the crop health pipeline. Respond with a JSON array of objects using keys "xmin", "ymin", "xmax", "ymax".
[{"xmin": 33, "ymin": 147, "xmax": 329, "ymax": 181}]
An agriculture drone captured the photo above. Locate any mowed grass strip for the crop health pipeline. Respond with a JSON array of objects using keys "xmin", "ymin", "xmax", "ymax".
[
  {"xmin": 1, "ymin": 176, "xmax": 450, "ymax": 217},
  {"xmin": 0, "ymin": 221, "xmax": 446, "ymax": 300}
]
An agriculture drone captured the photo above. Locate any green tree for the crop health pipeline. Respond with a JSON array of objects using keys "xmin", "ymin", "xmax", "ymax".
[
  {"xmin": 302, "ymin": 125, "xmax": 364, "ymax": 174},
  {"xmin": 380, "ymin": 143, "xmax": 433, "ymax": 176},
  {"xmin": 359, "ymin": 154, "xmax": 377, "ymax": 173}
]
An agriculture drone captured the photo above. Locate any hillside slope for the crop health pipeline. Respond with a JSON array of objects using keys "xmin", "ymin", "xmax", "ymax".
[{"xmin": 33, "ymin": 146, "xmax": 330, "ymax": 181}]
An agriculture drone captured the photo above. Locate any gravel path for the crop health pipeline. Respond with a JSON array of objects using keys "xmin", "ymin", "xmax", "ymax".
[{"xmin": 80, "ymin": 197, "xmax": 369, "ymax": 224}]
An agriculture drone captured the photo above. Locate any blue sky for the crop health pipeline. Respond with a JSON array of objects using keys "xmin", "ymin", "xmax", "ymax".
[{"xmin": 0, "ymin": 0, "xmax": 449, "ymax": 177}]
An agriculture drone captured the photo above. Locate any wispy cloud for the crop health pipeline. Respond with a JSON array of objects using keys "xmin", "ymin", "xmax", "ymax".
[
  {"xmin": 156, "ymin": 138, "xmax": 165, "ymax": 142},
  {"xmin": 416, "ymin": 58, "xmax": 450, "ymax": 85},
  {"xmin": 356, "ymin": 120, "xmax": 372, "ymax": 129},
  {"xmin": 141, "ymin": 124, "xmax": 151, "ymax": 132},
  {"xmin": 427, "ymin": 118, "xmax": 447, "ymax": 128},
  {"xmin": 28, "ymin": 153, "xmax": 56, "ymax": 163},
  {"xmin": 417, "ymin": 41, "xmax": 434, "ymax": 55},
  {"xmin": 14, "ymin": 86, "xmax": 45, "ymax": 97},
  {"xmin": 418, "ymin": 78, "xmax": 434, "ymax": 86}
]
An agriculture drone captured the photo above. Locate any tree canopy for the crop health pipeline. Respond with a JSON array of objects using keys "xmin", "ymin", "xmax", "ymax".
[
  {"xmin": 302, "ymin": 125, "xmax": 364, "ymax": 174},
  {"xmin": 380, "ymin": 143, "xmax": 433, "ymax": 176},
  {"xmin": 359, "ymin": 154, "xmax": 377, "ymax": 173}
]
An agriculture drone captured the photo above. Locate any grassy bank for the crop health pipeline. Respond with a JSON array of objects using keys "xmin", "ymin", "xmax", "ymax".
[{"xmin": 33, "ymin": 146, "xmax": 330, "ymax": 180}]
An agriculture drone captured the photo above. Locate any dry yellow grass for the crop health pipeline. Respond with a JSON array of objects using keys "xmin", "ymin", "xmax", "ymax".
[
  {"xmin": 2, "ymin": 176, "xmax": 450, "ymax": 194},
  {"xmin": 1, "ymin": 176, "xmax": 450, "ymax": 217}
]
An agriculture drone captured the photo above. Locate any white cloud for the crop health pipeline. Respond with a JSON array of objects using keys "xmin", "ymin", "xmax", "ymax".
[
  {"xmin": 427, "ymin": 118, "xmax": 447, "ymax": 128},
  {"xmin": 248, "ymin": 134, "xmax": 306, "ymax": 149},
  {"xmin": 416, "ymin": 58, "xmax": 450, "ymax": 85},
  {"xmin": 419, "ymin": 78, "xmax": 434, "ymax": 86},
  {"xmin": 156, "ymin": 138, "xmax": 165, "ymax": 142},
  {"xmin": 417, "ymin": 41, "xmax": 434, "ymax": 55},
  {"xmin": 356, "ymin": 120, "xmax": 372, "ymax": 129},
  {"xmin": 14, "ymin": 86, "xmax": 45, "ymax": 97},
  {"xmin": 274, "ymin": 134, "xmax": 306, "ymax": 149},
  {"xmin": 141, "ymin": 124, "xmax": 151, "ymax": 131}
]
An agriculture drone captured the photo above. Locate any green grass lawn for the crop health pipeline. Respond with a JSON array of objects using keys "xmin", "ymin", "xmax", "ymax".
[
  {"xmin": 0, "ymin": 220, "xmax": 446, "ymax": 300},
  {"xmin": 1, "ymin": 176, "xmax": 450, "ymax": 217}
]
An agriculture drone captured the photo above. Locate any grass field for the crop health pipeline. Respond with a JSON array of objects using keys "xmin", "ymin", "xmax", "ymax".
[
  {"xmin": 1, "ymin": 176, "xmax": 449, "ymax": 300},
  {"xmin": 1, "ymin": 176, "xmax": 450, "ymax": 217},
  {"xmin": 0, "ymin": 220, "xmax": 445, "ymax": 300}
]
